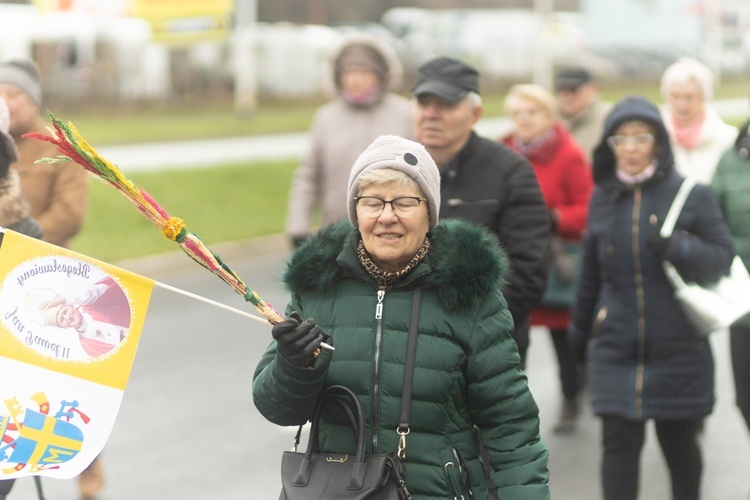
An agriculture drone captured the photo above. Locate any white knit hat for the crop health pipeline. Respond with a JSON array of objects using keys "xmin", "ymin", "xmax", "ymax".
[
  {"xmin": 0, "ymin": 59, "xmax": 42, "ymax": 108},
  {"xmin": 0, "ymin": 97, "xmax": 18, "ymax": 163},
  {"xmin": 660, "ymin": 57, "xmax": 715, "ymax": 102},
  {"xmin": 347, "ymin": 135, "xmax": 441, "ymax": 230}
]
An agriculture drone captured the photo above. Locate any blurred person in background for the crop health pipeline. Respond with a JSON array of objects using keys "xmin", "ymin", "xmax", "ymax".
[
  {"xmin": 0, "ymin": 58, "xmax": 96, "ymax": 499},
  {"xmin": 411, "ymin": 56, "xmax": 550, "ymax": 370},
  {"xmin": 501, "ymin": 84, "xmax": 593, "ymax": 434},
  {"xmin": 285, "ymin": 32, "xmax": 413, "ymax": 247},
  {"xmin": 571, "ymin": 95, "xmax": 734, "ymax": 500},
  {"xmin": 553, "ymin": 66, "xmax": 612, "ymax": 161},
  {"xmin": 711, "ymin": 113, "xmax": 750, "ymax": 436},
  {"xmin": 660, "ymin": 57, "xmax": 737, "ymax": 184},
  {"xmin": 0, "ymin": 58, "xmax": 89, "ymax": 248}
]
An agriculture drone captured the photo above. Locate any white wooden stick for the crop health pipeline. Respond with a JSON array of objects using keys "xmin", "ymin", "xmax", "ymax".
[{"xmin": 153, "ymin": 281, "xmax": 334, "ymax": 351}]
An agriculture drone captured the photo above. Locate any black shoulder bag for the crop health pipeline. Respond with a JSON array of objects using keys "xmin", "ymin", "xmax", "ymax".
[{"xmin": 279, "ymin": 287, "xmax": 422, "ymax": 500}]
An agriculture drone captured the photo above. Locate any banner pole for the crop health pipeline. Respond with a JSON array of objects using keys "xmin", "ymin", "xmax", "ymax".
[{"xmin": 152, "ymin": 281, "xmax": 334, "ymax": 351}]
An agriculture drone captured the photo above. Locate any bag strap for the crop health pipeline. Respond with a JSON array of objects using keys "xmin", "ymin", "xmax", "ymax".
[
  {"xmin": 660, "ymin": 177, "xmax": 699, "ymax": 292},
  {"xmin": 397, "ymin": 286, "xmax": 422, "ymax": 459},
  {"xmin": 306, "ymin": 385, "xmax": 367, "ymax": 462},
  {"xmin": 661, "ymin": 177, "xmax": 697, "ymax": 238}
]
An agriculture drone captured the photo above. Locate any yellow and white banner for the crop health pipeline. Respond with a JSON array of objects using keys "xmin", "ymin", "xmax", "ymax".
[
  {"xmin": 130, "ymin": 0, "xmax": 234, "ymax": 43},
  {"xmin": 0, "ymin": 229, "xmax": 153, "ymax": 479}
]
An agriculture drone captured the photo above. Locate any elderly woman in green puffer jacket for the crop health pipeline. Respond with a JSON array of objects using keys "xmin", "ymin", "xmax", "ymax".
[
  {"xmin": 712, "ymin": 120, "xmax": 750, "ymax": 434},
  {"xmin": 252, "ymin": 135, "xmax": 550, "ymax": 499}
]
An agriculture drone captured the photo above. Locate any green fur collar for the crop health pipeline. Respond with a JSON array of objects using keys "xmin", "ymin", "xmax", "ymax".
[{"xmin": 283, "ymin": 219, "xmax": 508, "ymax": 310}]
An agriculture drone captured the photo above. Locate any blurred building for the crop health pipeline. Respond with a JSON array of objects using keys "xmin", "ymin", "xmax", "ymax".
[
  {"xmin": 0, "ymin": 0, "xmax": 748, "ymax": 108},
  {"xmin": 380, "ymin": 7, "xmax": 600, "ymax": 88},
  {"xmin": 0, "ymin": 0, "xmax": 234, "ymax": 106},
  {"xmin": 581, "ymin": 0, "xmax": 750, "ymax": 77},
  {"xmin": 703, "ymin": 0, "xmax": 750, "ymax": 75}
]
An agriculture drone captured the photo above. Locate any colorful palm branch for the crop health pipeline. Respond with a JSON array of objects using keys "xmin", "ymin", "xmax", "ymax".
[{"xmin": 24, "ymin": 112, "xmax": 284, "ymax": 325}]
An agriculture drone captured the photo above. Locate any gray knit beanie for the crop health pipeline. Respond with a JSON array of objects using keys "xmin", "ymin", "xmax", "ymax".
[
  {"xmin": 347, "ymin": 135, "xmax": 441, "ymax": 230},
  {"xmin": 0, "ymin": 59, "xmax": 42, "ymax": 108}
]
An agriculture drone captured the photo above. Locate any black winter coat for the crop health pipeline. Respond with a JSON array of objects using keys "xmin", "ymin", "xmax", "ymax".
[
  {"xmin": 570, "ymin": 96, "xmax": 734, "ymax": 420},
  {"xmin": 440, "ymin": 131, "xmax": 551, "ymax": 350}
]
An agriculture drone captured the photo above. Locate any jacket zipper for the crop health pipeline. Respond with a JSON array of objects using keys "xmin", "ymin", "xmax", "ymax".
[
  {"xmin": 632, "ymin": 188, "xmax": 646, "ymax": 419},
  {"xmin": 372, "ymin": 289, "xmax": 385, "ymax": 452}
]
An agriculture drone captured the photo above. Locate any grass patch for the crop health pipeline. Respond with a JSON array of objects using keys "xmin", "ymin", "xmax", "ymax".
[
  {"xmin": 71, "ymin": 159, "xmax": 297, "ymax": 262},
  {"xmin": 52, "ymin": 76, "xmax": 750, "ymax": 146},
  {"xmin": 56, "ymin": 100, "xmax": 324, "ymax": 145}
]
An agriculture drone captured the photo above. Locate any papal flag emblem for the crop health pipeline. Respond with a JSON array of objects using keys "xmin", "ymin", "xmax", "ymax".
[
  {"xmin": 1, "ymin": 395, "xmax": 84, "ymax": 468},
  {"xmin": 0, "ymin": 228, "xmax": 154, "ymax": 479}
]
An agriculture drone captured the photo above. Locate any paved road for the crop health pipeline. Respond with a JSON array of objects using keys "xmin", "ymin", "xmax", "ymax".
[{"xmin": 11, "ymin": 236, "xmax": 750, "ymax": 499}]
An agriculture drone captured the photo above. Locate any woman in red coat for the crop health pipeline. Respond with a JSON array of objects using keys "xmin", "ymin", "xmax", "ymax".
[{"xmin": 501, "ymin": 83, "xmax": 593, "ymax": 433}]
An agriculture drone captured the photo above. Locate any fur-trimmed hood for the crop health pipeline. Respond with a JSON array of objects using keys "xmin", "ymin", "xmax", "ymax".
[
  {"xmin": 0, "ymin": 169, "xmax": 33, "ymax": 227},
  {"xmin": 322, "ymin": 32, "xmax": 404, "ymax": 97},
  {"xmin": 283, "ymin": 219, "xmax": 509, "ymax": 310}
]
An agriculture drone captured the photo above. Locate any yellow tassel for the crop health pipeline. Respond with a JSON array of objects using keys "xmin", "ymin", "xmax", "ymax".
[{"xmin": 162, "ymin": 216, "xmax": 186, "ymax": 241}]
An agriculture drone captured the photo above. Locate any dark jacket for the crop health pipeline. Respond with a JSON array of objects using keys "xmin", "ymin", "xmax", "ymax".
[
  {"xmin": 440, "ymin": 131, "xmax": 551, "ymax": 351},
  {"xmin": 571, "ymin": 96, "xmax": 735, "ymax": 420},
  {"xmin": 712, "ymin": 121, "xmax": 750, "ymax": 327},
  {"xmin": 253, "ymin": 219, "xmax": 550, "ymax": 500}
]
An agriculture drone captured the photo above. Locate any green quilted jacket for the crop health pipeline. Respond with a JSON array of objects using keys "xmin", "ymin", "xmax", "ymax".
[
  {"xmin": 252, "ymin": 219, "xmax": 550, "ymax": 499},
  {"xmin": 712, "ymin": 127, "xmax": 750, "ymax": 327}
]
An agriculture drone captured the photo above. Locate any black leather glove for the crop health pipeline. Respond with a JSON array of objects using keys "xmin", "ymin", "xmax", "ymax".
[
  {"xmin": 647, "ymin": 234, "xmax": 672, "ymax": 261},
  {"xmin": 272, "ymin": 311, "xmax": 329, "ymax": 366}
]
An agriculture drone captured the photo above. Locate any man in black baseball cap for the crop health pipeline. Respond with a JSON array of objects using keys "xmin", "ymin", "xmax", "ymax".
[
  {"xmin": 411, "ymin": 55, "xmax": 551, "ymax": 499},
  {"xmin": 410, "ymin": 57, "xmax": 483, "ymax": 166},
  {"xmin": 411, "ymin": 54, "xmax": 550, "ymax": 381},
  {"xmin": 553, "ymin": 66, "xmax": 611, "ymax": 159},
  {"xmin": 412, "ymin": 56, "xmax": 480, "ymax": 103},
  {"xmin": 553, "ymin": 67, "xmax": 592, "ymax": 92}
]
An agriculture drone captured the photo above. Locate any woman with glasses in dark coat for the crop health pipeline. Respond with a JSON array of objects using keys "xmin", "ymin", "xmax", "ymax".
[{"xmin": 570, "ymin": 96, "xmax": 734, "ymax": 500}]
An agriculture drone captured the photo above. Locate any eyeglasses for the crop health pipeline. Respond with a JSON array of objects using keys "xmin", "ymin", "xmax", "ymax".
[
  {"xmin": 354, "ymin": 196, "xmax": 426, "ymax": 218},
  {"xmin": 607, "ymin": 133, "xmax": 655, "ymax": 150}
]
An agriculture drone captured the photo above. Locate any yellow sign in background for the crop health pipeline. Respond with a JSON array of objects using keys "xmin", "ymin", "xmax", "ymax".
[
  {"xmin": 31, "ymin": 0, "xmax": 234, "ymax": 43},
  {"xmin": 130, "ymin": 0, "xmax": 234, "ymax": 43}
]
